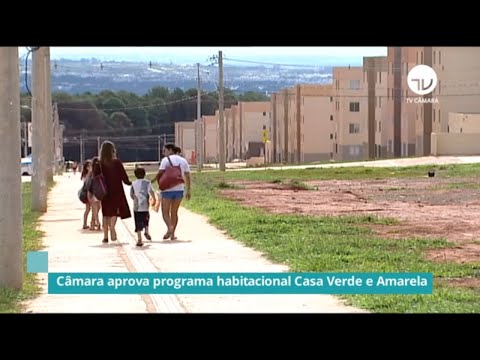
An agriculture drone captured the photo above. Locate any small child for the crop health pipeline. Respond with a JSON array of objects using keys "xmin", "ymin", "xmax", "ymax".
[{"xmin": 130, "ymin": 167, "xmax": 156, "ymax": 247}]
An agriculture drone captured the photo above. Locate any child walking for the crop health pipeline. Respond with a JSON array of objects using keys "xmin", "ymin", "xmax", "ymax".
[{"xmin": 130, "ymin": 167, "xmax": 156, "ymax": 247}]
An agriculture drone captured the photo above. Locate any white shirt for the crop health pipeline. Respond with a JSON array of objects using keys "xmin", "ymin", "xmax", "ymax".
[
  {"xmin": 130, "ymin": 179, "xmax": 154, "ymax": 212},
  {"xmin": 159, "ymin": 154, "xmax": 190, "ymax": 192}
]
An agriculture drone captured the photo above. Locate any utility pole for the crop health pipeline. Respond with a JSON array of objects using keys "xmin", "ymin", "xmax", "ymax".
[
  {"xmin": 53, "ymin": 102, "xmax": 60, "ymax": 173},
  {"xmin": 283, "ymin": 88, "xmax": 289, "ymax": 163},
  {"xmin": 31, "ymin": 47, "xmax": 48, "ymax": 213},
  {"xmin": 24, "ymin": 122, "xmax": 29, "ymax": 157},
  {"xmin": 80, "ymin": 129, "xmax": 85, "ymax": 165},
  {"xmin": 196, "ymin": 62, "xmax": 203, "ymax": 171},
  {"xmin": 59, "ymin": 124, "xmax": 64, "ymax": 168},
  {"xmin": 45, "ymin": 48, "xmax": 53, "ymax": 181},
  {"xmin": 0, "ymin": 47, "xmax": 22, "ymax": 289},
  {"xmin": 157, "ymin": 135, "xmax": 161, "ymax": 162},
  {"xmin": 218, "ymin": 51, "xmax": 226, "ymax": 171}
]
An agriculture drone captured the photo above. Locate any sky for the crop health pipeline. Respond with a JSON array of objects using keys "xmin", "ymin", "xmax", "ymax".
[{"xmin": 18, "ymin": 47, "xmax": 387, "ymax": 66}]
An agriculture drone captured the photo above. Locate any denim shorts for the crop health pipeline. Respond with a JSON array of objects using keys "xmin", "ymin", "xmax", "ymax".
[{"xmin": 161, "ymin": 190, "xmax": 184, "ymax": 200}]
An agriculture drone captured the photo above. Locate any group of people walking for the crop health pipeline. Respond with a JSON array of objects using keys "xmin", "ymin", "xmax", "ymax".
[{"xmin": 79, "ymin": 141, "xmax": 191, "ymax": 247}]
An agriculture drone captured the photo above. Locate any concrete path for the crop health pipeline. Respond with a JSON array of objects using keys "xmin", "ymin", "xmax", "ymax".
[{"xmin": 24, "ymin": 176, "xmax": 150, "ymax": 313}]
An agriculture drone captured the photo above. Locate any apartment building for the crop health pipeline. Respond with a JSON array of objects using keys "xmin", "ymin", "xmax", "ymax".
[
  {"xmin": 363, "ymin": 56, "xmax": 388, "ymax": 158},
  {"xmin": 174, "ymin": 121, "xmax": 196, "ymax": 163},
  {"xmin": 448, "ymin": 112, "xmax": 480, "ymax": 133},
  {"xmin": 225, "ymin": 106, "xmax": 239, "ymax": 161},
  {"xmin": 333, "ymin": 66, "xmax": 368, "ymax": 161},
  {"xmin": 430, "ymin": 47, "xmax": 480, "ymax": 145},
  {"xmin": 385, "ymin": 47, "xmax": 480, "ymax": 157},
  {"xmin": 202, "ymin": 115, "xmax": 218, "ymax": 163},
  {"xmin": 233, "ymin": 101, "xmax": 270, "ymax": 160},
  {"xmin": 272, "ymin": 84, "xmax": 336, "ymax": 163}
]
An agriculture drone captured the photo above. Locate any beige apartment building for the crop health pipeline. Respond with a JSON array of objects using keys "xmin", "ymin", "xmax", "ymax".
[
  {"xmin": 174, "ymin": 121, "xmax": 197, "ymax": 163},
  {"xmin": 385, "ymin": 47, "xmax": 480, "ymax": 157},
  {"xmin": 225, "ymin": 105, "xmax": 240, "ymax": 161},
  {"xmin": 202, "ymin": 115, "xmax": 218, "ymax": 163},
  {"xmin": 333, "ymin": 66, "xmax": 368, "ymax": 161},
  {"xmin": 234, "ymin": 101, "xmax": 272, "ymax": 159},
  {"xmin": 271, "ymin": 84, "xmax": 336, "ymax": 163},
  {"xmin": 363, "ymin": 56, "xmax": 388, "ymax": 158},
  {"xmin": 447, "ymin": 112, "xmax": 480, "ymax": 133}
]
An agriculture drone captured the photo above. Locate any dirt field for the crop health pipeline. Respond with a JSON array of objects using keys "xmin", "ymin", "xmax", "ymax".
[{"xmin": 220, "ymin": 176, "xmax": 480, "ymax": 264}]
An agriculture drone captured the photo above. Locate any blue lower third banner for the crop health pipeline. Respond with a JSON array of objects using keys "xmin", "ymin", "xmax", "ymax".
[{"xmin": 48, "ymin": 272, "xmax": 433, "ymax": 295}]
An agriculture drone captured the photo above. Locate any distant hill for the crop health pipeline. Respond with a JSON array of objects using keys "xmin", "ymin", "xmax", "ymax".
[{"xmin": 19, "ymin": 59, "xmax": 334, "ymax": 95}]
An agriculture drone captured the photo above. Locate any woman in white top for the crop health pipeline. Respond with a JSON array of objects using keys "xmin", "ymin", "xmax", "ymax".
[{"xmin": 153, "ymin": 144, "xmax": 191, "ymax": 241}]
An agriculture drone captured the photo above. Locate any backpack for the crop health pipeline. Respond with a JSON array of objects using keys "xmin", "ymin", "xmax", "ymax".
[
  {"xmin": 158, "ymin": 156, "xmax": 184, "ymax": 191},
  {"xmin": 78, "ymin": 177, "xmax": 91, "ymax": 204},
  {"xmin": 91, "ymin": 165, "xmax": 108, "ymax": 201}
]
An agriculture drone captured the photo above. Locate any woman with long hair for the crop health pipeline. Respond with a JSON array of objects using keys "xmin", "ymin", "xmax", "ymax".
[{"xmin": 99, "ymin": 141, "xmax": 132, "ymax": 244}]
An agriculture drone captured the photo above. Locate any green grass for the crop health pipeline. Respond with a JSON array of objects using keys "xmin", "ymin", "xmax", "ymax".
[
  {"xmin": 207, "ymin": 163, "xmax": 480, "ymax": 183},
  {"xmin": 181, "ymin": 166, "xmax": 480, "ymax": 313},
  {"xmin": 0, "ymin": 183, "xmax": 50, "ymax": 313},
  {"xmin": 432, "ymin": 182, "xmax": 480, "ymax": 190}
]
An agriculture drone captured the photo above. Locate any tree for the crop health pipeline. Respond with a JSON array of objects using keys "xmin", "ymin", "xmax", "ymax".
[{"xmin": 109, "ymin": 111, "xmax": 132, "ymax": 129}]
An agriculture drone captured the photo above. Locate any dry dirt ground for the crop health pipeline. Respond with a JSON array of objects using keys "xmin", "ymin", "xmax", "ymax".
[{"xmin": 220, "ymin": 176, "xmax": 480, "ymax": 265}]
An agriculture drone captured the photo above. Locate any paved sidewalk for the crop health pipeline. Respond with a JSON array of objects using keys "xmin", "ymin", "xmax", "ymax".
[{"xmin": 24, "ymin": 175, "xmax": 151, "ymax": 313}]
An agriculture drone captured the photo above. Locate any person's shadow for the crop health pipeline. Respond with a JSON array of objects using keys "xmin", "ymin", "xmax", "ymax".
[{"xmin": 159, "ymin": 239, "xmax": 192, "ymax": 244}]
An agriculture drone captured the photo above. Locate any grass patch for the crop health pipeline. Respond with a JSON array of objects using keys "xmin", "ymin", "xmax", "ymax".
[
  {"xmin": 216, "ymin": 181, "xmax": 242, "ymax": 189},
  {"xmin": 386, "ymin": 187, "xmax": 406, "ymax": 191},
  {"xmin": 183, "ymin": 172, "xmax": 480, "ymax": 313},
  {"xmin": 288, "ymin": 179, "xmax": 317, "ymax": 191},
  {"xmin": 210, "ymin": 163, "xmax": 480, "ymax": 183},
  {"xmin": 432, "ymin": 182, "xmax": 480, "ymax": 191},
  {"xmin": 0, "ymin": 182, "xmax": 49, "ymax": 313}
]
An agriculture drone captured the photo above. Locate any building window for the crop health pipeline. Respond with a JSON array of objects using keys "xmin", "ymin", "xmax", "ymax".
[
  {"xmin": 421, "ymin": 51, "xmax": 424, "ymax": 64},
  {"xmin": 439, "ymin": 51, "xmax": 441, "ymax": 64},
  {"xmin": 330, "ymin": 134, "xmax": 333, "ymax": 140},
  {"xmin": 330, "ymin": 115, "xmax": 333, "ymax": 121},
  {"xmin": 262, "ymin": 112, "xmax": 266, "ymax": 116},
  {"xmin": 433, "ymin": 50, "xmax": 436, "ymax": 64},
  {"xmin": 379, "ymin": 71, "xmax": 382, "ymax": 83},
  {"xmin": 349, "ymin": 123, "xmax": 360, "ymax": 134},
  {"xmin": 330, "ymin": 96, "xmax": 333, "ymax": 102},
  {"xmin": 335, "ymin": 143, "xmax": 338, "ymax": 153},
  {"xmin": 349, "ymin": 145, "xmax": 361, "ymax": 156},
  {"xmin": 438, "ymin": 80, "xmax": 441, "ymax": 94},
  {"xmin": 416, "ymin": 51, "xmax": 419, "ymax": 64},
  {"xmin": 349, "ymin": 80, "xmax": 360, "ymax": 90},
  {"xmin": 433, "ymin": 110, "xmax": 435, "ymax": 122},
  {"xmin": 349, "ymin": 102, "xmax": 360, "ymax": 112}
]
